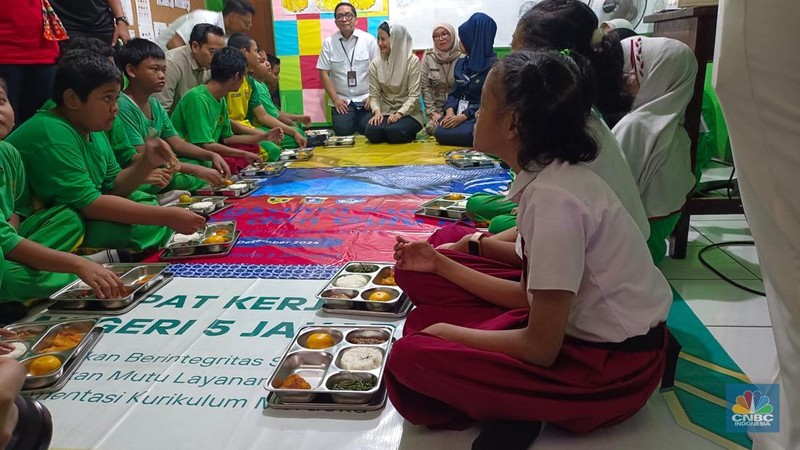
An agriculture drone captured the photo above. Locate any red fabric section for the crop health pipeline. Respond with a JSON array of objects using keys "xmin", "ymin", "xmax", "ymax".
[
  {"xmin": 385, "ymin": 308, "xmax": 668, "ymax": 433},
  {"xmin": 356, "ymin": 18, "xmax": 368, "ymax": 32},
  {"xmin": 225, "ymin": 143, "xmax": 261, "ymax": 175},
  {"xmin": 145, "ymin": 195, "xmax": 439, "ymax": 264},
  {"xmin": 0, "ymin": 0, "xmax": 59, "ymax": 64},
  {"xmin": 300, "ymin": 55, "xmax": 324, "ymax": 89}
]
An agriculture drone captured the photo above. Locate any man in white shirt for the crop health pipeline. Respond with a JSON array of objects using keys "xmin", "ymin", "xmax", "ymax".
[
  {"xmin": 155, "ymin": 0, "xmax": 254, "ymax": 50},
  {"xmin": 316, "ymin": 2, "xmax": 379, "ymax": 136}
]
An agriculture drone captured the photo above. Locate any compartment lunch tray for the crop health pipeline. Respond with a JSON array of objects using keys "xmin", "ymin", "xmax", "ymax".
[
  {"xmin": 265, "ymin": 384, "xmax": 387, "ymax": 412},
  {"xmin": 241, "ymin": 164, "xmax": 288, "ymax": 178},
  {"xmin": 46, "ymin": 274, "xmax": 174, "ymax": 316},
  {"xmin": 279, "ymin": 148, "xmax": 314, "ymax": 161},
  {"xmin": 321, "ymin": 296, "xmax": 413, "ymax": 319},
  {"xmin": 159, "ymin": 231, "xmax": 241, "ymax": 261},
  {"xmin": 21, "ymin": 326, "xmax": 103, "ymax": 395},
  {"xmin": 197, "ymin": 180, "xmax": 261, "ymax": 199}
]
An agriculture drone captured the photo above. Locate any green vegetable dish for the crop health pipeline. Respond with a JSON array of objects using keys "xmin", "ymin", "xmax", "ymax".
[{"xmin": 332, "ymin": 379, "xmax": 375, "ymax": 391}]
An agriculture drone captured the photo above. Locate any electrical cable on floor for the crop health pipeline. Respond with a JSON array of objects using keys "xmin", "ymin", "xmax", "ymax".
[{"xmin": 697, "ymin": 241, "xmax": 765, "ymax": 296}]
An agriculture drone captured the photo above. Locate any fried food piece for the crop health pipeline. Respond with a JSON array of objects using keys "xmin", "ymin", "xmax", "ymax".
[
  {"xmin": 279, "ymin": 374, "xmax": 312, "ymax": 390},
  {"xmin": 40, "ymin": 331, "xmax": 83, "ymax": 353}
]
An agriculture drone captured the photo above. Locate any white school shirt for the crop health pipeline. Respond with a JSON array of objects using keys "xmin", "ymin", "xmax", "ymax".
[
  {"xmin": 155, "ymin": 10, "xmax": 225, "ymax": 51},
  {"xmin": 585, "ymin": 114, "xmax": 650, "ymax": 239},
  {"xmin": 316, "ymin": 29, "xmax": 379, "ymax": 105},
  {"xmin": 510, "ymin": 161, "xmax": 672, "ymax": 343}
]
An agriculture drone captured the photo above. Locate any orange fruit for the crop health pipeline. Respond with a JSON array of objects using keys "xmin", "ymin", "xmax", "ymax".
[
  {"xmin": 203, "ymin": 235, "xmax": 228, "ymax": 245},
  {"xmin": 305, "ymin": 333, "xmax": 335, "ymax": 349},
  {"xmin": 214, "ymin": 229, "xmax": 230, "ymax": 236},
  {"xmin": 369, "ymin": 291, "xmax": 392, "ymax": 302},
  {"xmin": 224, "ymin": 179, "xmax": 234, "ymax": 186},
  {"xmin": 30, "ymin": 355, "xmax": 62, "ymax": 376},
  {"xmin": 179, "ymin": 194, "xmax": 193, "ymax": 203}
]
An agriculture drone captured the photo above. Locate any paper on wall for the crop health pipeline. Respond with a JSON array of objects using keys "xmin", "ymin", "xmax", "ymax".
[
  {"xmin": 156, "ymin": 0, "xmax": 174, "ymax": 6},
  {"xmin": 121, "ymin": 0, "xmax": 135, "ymax": 25},
  {"xmin": 153, "ymin": 21, "xmax": 169, "ymax": 37},
  {"xmin": 135, "ymin": 0, "xmax": 153, "ymax": 29}
]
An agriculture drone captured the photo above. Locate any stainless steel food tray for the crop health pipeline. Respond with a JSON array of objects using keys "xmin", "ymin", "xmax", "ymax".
[
  {"xmin": 264, "ymin": 325, "xmax": 395, "ymax": 409},
  {"xmin": 160, "ymin": 230, "xmax": 241, "ymax": 261},
  {"xmin": 415, "ymin": 193, "xmax": 471, "ymax": 221},
  {"xmin": 21, "ymin": 326, "xmax": 103, "ymax": 395},
  {"xmin": 315, "ymin": 262, "xmax": 404, "ymax": 312},
  {"xmin": 279, "ymin": 148, "xmax": 314, "ymax": 161},
  {"xmin": 48, "ymin": 273, "xmax": 173, "ymax": 315},
  {"xmin": 321, "ymin": 296, "xmax": 412, "ymax": 319},
  {"xmin": 1, "ymin": 319, "xmax": 102, "ymax": 392},
  {"xmin": 265, "ymin": 384, "xmax": 387, "ymax": 411},
  {"xmin": 324, "ymin": 136, "xmax": 355, "ymax": 147},
  {"xmin": 49, "ymin": 263, "xmax": 169, "ymax": 309},
  {"xmin": 241, "ymin": 162, "xmax": 288, "ymax": 178},
  {"xmin": 165, "ymin": 196, "xmax": 232, "ymax": 216},
  {"xmin": 444, "ymin": 150, "xmax": 498, "ymax": 169},
  {"xmin": 197, "ymin": 178, "xmax": 260, "ymax": 198}
]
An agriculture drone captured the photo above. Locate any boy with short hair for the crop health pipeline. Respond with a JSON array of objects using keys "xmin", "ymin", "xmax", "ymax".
[
  {"xmin": 0, "ymin": 77, "xmax": 124, "ymax": 322},
  {"xmin": 112, "ymin": 38, "xmax": 230, "ymax": 194},
  {"xmin": 224, "ymin": 33, "xmax": 286, "ymax": 161},
  {"xmin": 170, "ymin": 47, "xmax": 281, "ymax": 174},
  {"xmin": 251, "ymin": 49, "xmax": 311, "ymax": 150},
  {"xmin": 6, "ymin": 50, "xmax": 205, "ymax": 253}
]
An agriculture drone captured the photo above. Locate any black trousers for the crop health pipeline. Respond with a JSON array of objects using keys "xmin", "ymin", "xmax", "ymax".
[
  {"xmin": 361, "ymin": 115, "xmax": 422, "ymax": 144},
  {"xmin": 0, "ymin": 64, "xmax": 56, "ymax": 127}
]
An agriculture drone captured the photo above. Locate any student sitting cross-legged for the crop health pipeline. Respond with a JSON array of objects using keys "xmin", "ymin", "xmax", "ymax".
[
  {"xmin": 250, "ymin": 48, "xmax": 311, "ymax": 150},
  {"xmin": 224, "ymin": 33, "xmax": 286, "ymax": 161},
  {"xmin": 110, "ymin": 38, "xmax": 231, "ymax": 194},
  {"xmin": 0, "ymin": 76, "xmax": 125, "ymax": 323},
  {"xmin": 6, "ymin": 50, "xmax": 206, "ymax": 254},
  {"xmin": 386, "ymin": 51, "xmax": 673, "ymax": 450},
  {"xmin": 361, "ymin": 22, "xmax": 424, "ymax": 144},
  {"xmin": 170, "ymin": 47, "xmax": 279, "ymax": 175}
]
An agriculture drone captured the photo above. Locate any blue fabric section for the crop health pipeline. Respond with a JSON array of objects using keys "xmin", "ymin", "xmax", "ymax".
[
  {"xmin": 167, "ymin": 263, "xmax": 340, "ymax": 280},
  {"xmin": 274, "ymin": 21, "xmax": 300, "ymax": 56},
  {"xmin": 251, "ymin": 166, "xmax": 511, "ymax": 197}
]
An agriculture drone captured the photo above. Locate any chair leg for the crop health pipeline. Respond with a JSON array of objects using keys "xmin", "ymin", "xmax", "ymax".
[{"xmin": 669, "ymin": 212, "xmax": 691, "ymax": 259}]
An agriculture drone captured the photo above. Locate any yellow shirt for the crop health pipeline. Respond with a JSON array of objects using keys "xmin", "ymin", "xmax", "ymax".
[{"xmin": 226, "ymin": 76, "xmax": 258, "ymax": 128}]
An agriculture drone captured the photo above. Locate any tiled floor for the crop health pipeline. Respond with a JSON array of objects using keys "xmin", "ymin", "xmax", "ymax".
[{"xmin": 662, "ymin": 164, "xmax": 777, "ymax": 385}]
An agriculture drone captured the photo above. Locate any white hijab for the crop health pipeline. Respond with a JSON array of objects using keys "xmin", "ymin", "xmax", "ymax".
[
  {"xmin": 376, "ymin": 22, "xmax": 415, "ymax": 88},
  {"xmin": 613, "ymin": 36, "xmax": 698, "ymax": 218}
]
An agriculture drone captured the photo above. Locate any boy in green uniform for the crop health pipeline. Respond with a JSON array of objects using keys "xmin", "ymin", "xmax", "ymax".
[
  {"xmin": 0, "ymin": 77, "xmax": 124, "ymax": 322},
  {"xmin": 224, "ymin": 33, "xmax": 287, "ymax": 160},
  {"xmin": 6, "ymin": 50, "xmax": 205, "ymax": 253},
  {"xmin": 250, "ymin": 49, "xmax": 311, "ymax": 150},
  {"xmin": 171, "ymin": 47, "xmax": 281, "ymax": 174},
  {"xmin": 112, "ymin": 38, "xmax": 231, "ymax": 194}
]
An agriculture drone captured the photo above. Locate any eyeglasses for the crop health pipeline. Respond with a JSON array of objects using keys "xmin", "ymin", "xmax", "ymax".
[
  {"xmin": 432, "ymin": 31, "xmax": 451, "ymax": 40},
  {"xmin": 335, "ymin": 12, "xmax": 355, "ymax": 21}
]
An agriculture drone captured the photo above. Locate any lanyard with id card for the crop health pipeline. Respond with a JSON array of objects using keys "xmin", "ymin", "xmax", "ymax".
[
  {"xmin": 340, "ymin": 37, "xmax": 359, "ymax": 87},
  {"xmin": 457, "ymin": 99, "xmax": 470, "ymax": 115}
]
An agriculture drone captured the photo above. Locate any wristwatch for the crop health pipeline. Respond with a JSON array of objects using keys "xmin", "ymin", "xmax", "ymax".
[
  {"xmin": 115, "ymin": 15, "xmax": 130, "ymax": 26},
  {"xmin": 467, "ymin": 232, "xmax": 485, "ymax": 256}
]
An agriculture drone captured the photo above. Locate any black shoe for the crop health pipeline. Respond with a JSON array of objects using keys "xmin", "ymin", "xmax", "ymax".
[{"xmin": 472, "ymin": 420, "xmax": 543, "ymax": 450}]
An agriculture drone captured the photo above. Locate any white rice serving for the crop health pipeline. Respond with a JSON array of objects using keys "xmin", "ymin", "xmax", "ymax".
[
  {"xmin": 189, "ymin": 201, "xmax": 214, "ymax": 211},
  {"xmin": 340, "ymin": 347, "xmax": 382, "ymax": 370},
  {"xmin": 228, "ymin": 183, "xmax": 247, "ymax": 190},
  {"xmin": 0, "ymin": 342, "xmax": 27, "ymax": 360},
  {"xmin": 333, "ymin": 275, "xmax": 369, "ymax": 289}
]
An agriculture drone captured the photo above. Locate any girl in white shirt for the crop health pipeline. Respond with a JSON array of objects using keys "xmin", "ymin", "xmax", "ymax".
[{"xmin": 386, "ymin": 50, "xmax": 675, "ymax": 450}]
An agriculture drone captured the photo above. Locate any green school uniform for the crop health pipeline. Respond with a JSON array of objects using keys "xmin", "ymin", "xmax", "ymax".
[
  {"xmin": 0, "ymin": 142, "xmax": 82, "ymax": 303},
  {"xmin": 250, "ymin": 79, "xmax": 306, "ymax": 150},
  {"xmin": 171, "ymin": 84, "xmax": 234, "ymax": 167},
  {"xmin": 115, "ymin": 94, "xmax": 207, "ymax": 193},
  {"xmin": 7, "ymin": 112, "xmax": 171, "ymax": 252}
]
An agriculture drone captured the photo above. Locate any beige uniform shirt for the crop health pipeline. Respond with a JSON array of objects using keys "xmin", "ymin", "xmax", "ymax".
[
  {"xmin": 156, "ymin": 46, "xmax": 211, "ymax": 114},
  {"xmin": 368, "ymin": 56, "xmax": 423, "ymax": 126},
  {"xmin": 420, "ymin": 50, "xmax": 459, "ymax": 117}
]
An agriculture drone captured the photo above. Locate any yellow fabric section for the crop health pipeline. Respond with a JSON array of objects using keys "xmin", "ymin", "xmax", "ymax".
[
  {"xmin": 226, "ymin": 77, "xmax": 254, "ymax": 127},
  {"xmin": 292, "ymin": 136, "xmax": 461, "ymax": 168},
  {"xmin": 298, "ymin": 20, "xmax": 323, "ymax": 56}
]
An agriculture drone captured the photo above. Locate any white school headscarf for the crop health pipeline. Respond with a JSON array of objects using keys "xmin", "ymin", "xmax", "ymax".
[
  {"xmin": 600, "ymin": 18, "xmax": 634, "ymax": 31},
  {"xmin": 376, "ymin": 22, "xmax": 415, "ymax": 88},
  {"xmin": 612, "ymin": 36, "xmax": 698, "ymax": 218}
]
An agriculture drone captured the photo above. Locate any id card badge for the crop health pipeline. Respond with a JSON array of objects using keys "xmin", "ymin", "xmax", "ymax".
[
  {"xmin": 347, "ymin": 70, "xmax": 357, "ymax": 87},
  {"xmin": 457, "ymin": 99, "xmax": 469, "ymax": 115}
]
